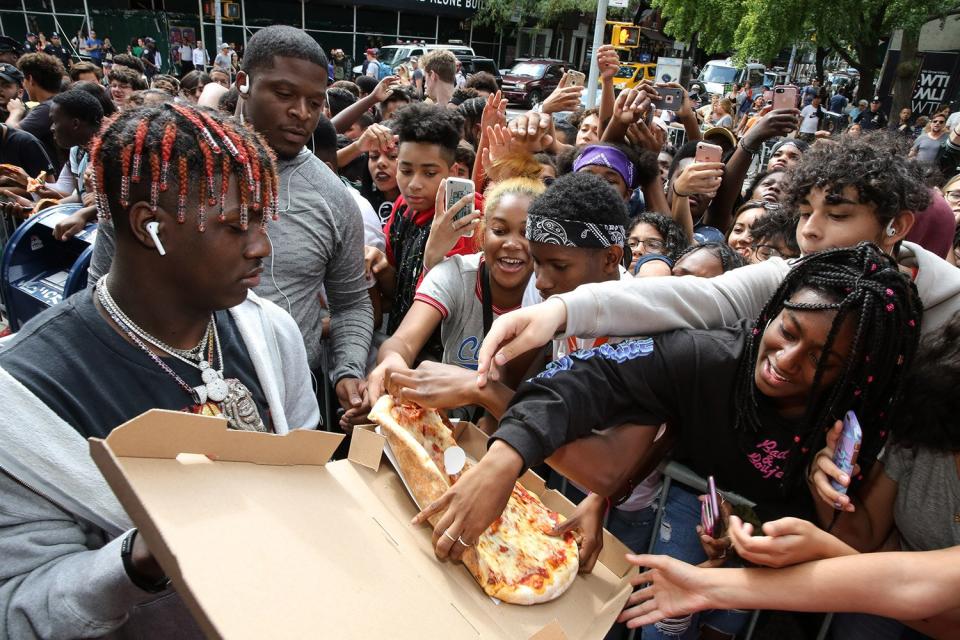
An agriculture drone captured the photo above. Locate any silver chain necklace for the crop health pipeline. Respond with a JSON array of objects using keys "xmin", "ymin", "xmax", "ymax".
[{"xmin": 95, "ymin": 278, "xmax": 266, "ymax": 431}]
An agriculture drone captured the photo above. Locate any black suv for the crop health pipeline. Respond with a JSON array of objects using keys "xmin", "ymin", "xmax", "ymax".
[
  {"xmin": 456, "ymin": 55, "xmax": 502, "ymax": 87},
  {"xmin": 501, "ymin": 59, "xmax": 566, "ymax": 106}
]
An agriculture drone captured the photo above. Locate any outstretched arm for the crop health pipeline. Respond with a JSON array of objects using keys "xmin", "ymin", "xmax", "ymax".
[{"xmin": 619, "ymin": 547, "xmax": 960, "ymax": 638}]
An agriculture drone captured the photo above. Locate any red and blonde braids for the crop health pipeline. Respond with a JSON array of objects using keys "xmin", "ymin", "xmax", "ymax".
[
  {"xmin": 88, "ymin": 130, "xmax": 111, "ymax": 221},
  {"xmin": 148, "ymin": 151, "xmax": 161, "ymax": 212},
  {"xmin": 159, "ymin": 122, "xmax": 177, "ymax": 192},
  {"xmin": 218, "ymin": 153, "xmax": 230, "ymax": 222},
  {"xmin": 120, "ymin": 144, "xmax": 134, "ymax": 208},
  {"xmin": 176, "ymin": 157, "xmax": 188, "ymax": 223},
  {"xmin": 131, "ymin": 116, "xmax": 150, "ymax": 183}
]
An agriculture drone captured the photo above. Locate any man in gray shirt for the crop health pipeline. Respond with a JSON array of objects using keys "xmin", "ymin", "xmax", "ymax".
[{"xmin": 237, "ymin": 26, "xmax": 373, "ymax": 422}]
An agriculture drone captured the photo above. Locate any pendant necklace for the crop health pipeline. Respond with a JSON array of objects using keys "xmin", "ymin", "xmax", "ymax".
[{"xmin": 96, "ymin": 276, "xmax": 266, "ymax": 431}]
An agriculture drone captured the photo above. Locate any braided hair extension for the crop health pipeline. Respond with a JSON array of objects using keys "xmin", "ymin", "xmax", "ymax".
[
  {"xmin": 90, "ymin": 104, "xmax": 277, "ymax": 234},
  {"xmin": 732, "ymin": 243, "xmax": 922, "ymax": 489}
]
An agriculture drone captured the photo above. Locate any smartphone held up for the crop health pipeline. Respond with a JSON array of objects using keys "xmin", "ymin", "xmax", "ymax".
[{"xmin": 445, "ymin": 177, "xmax": 476, "ymax": 238}]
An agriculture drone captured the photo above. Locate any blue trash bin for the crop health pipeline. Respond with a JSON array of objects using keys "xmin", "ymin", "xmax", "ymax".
[{"xmin": 1, "ymin": 204, "xmax": 96, "ymax": 332}]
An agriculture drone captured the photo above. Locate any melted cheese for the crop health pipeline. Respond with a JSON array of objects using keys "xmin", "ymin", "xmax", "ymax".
[{"xmin": 475, "ymin": 484, "xmax": 577, "ymax": 594}]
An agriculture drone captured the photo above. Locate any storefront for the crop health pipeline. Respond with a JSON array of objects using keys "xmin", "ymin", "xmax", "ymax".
[{"xmin": 0, "ymin": 0, "xmax": 486, "ymax": 72}]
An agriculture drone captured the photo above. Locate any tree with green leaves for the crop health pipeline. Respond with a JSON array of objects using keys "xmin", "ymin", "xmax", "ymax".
[{"xmin": 652, "ymin": 0, "xmax": 960, "ymax": 101}]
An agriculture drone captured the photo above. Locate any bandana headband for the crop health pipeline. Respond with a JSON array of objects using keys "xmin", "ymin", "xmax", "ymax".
[
  {"xmin": 526, "ymin": 213, "xmax": 626, "ymax": 249},
  {"xmin": 573, "ymin": 145, "xmax": 635, "ymax": 189}
]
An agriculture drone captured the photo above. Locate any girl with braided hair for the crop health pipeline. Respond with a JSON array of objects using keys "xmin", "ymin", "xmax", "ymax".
[
  {"xmin": 0, "ymin": 103, "xmax": 319, "ymax": 639},
  {"xmin": 411, "ymin": 244, "xmax": 922, "ymax": 639}
]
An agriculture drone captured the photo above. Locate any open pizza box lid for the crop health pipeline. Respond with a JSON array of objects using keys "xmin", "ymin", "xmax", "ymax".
[{"xmin": 90, "ymin": 410, "xmax": 637, "ymax": 640}]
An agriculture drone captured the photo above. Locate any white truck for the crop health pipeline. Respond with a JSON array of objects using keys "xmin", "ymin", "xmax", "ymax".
[
  {"xmin": 352, "ymin": 43, "xmax": 476, "ymax": 76},
  {"xmin": 698, "ymin": 58, "xmax": 766, "ymax": 97}
]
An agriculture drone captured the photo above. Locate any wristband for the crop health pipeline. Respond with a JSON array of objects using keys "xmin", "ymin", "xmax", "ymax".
[
  {"xmin": 672, "ymin": 182, "xmax": 692, "ymax": 198},
  {"xmin": 121, "ymin": 529, "xmax": 171, "ymax": 594},
  {"xmin": 738, "ymin": 137, "xmax": 760, "ymax": 155}
]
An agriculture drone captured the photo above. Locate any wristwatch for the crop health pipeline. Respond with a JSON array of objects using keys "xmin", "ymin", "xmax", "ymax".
[{"xmin": 120, "ymin": 529, "xmax": 171, "ymax": 593}]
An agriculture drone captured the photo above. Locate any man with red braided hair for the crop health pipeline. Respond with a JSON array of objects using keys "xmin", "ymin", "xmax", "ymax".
[{"xmin": 0, "ymin": 103, "xmax": 319, "ymax": 638}]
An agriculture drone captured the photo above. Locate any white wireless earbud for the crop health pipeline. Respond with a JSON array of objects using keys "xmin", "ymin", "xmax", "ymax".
[
  {"xmin": 145, "ymin": 221, "xmax": 166, "ymax": 256},
  {"xmin": 886, "ymin": 221, "xmax": 897, "ymax": 237},
  {"xmin": 239, "ymin": 76, "xmax": 250, "ymax": 94}
]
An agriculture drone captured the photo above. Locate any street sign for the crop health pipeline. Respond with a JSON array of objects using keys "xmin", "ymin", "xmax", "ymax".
[{"xmin": 610, "ymin": 0, "xmax": 629, "ymax": 7}]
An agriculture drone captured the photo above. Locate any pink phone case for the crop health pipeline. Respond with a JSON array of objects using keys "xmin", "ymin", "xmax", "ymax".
[
  {"xmin": 695, "ymin": 142, "xmax": 722, "ymax": 164},
  {"xmin": 773, "ymin": 85, "xmax": 797, "ymax": 111}
]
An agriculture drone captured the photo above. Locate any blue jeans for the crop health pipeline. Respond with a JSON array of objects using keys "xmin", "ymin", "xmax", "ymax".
[
  {"xmin": 604, "ymin": 504, "xmax": 658, "ymax": 640},
  {"xmin": 607, "ymin": 503, "xmax": 657, "ymax": 554},
  {"xmin": 640, "ymin": 483, "xmax": 750, "ymax": 640}
]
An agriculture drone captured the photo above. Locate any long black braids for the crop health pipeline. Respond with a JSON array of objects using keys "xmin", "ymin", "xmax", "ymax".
[{"xmin": 732, "ymin": 243, "xmax": 923, "ymax": 490}]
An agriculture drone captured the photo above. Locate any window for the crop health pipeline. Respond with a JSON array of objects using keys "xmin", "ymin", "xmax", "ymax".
[{"xmin": 305, "ymin": 5, "xmax": 354, "ymax": 32}]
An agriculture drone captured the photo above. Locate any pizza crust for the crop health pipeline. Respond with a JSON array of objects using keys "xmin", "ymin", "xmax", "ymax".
[{"xmin": 369, "ymin": 396, "xmax": 450, "ymax": 513}]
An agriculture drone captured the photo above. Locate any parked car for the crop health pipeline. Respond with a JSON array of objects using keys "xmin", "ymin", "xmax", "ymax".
[
  {"xmin": 352, "ymin": 42, "xmax": 476, "ymax": 76},
  {"xmin": 456, "ymin": 54, "xmax": 502, "ymax": 87},
  {"xmin": 501, "ymin": 59, "xmax": 566, "ymax": 106}
]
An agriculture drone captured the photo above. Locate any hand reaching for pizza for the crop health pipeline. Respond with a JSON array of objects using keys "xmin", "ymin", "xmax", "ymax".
[
  {"xmin": 551, "ymin": 492, "xmax": 606, "ymax": 573},
  {"xmin": 412, "ymin": 439, "xmax": 524, "ymax": 561},
  {"xmin": 387, "ymin": 361, "xmax": 479, "ymax": 410}
]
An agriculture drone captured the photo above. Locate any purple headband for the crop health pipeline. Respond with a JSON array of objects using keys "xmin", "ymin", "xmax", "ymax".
[{"xmin": 574, "ymin": 144, "xmax": 635, "ymax": 189}]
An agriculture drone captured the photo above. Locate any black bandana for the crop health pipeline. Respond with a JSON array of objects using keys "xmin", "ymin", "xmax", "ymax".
[{"xmin": 526, "ymin": 213, "xmax": 626, "ymax": 249}]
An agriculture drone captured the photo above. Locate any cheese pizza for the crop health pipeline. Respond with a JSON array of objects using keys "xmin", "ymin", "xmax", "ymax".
[{"xmin": 368, "ymin": 395, "xmax": 579, "ymax": 605}]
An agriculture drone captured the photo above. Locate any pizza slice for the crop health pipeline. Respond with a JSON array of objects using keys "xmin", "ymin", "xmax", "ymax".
[{"xmin": 368, "ymin": 395, "xmax": 579, "ymax": 605}]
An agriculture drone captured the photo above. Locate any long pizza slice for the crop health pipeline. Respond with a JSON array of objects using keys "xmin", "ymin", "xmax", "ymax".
[{"xmin": 368, "ymin": 395, "xmax": 579, "ymax": 605}]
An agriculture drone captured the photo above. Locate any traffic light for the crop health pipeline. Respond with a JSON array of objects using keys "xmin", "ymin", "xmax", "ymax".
[{"xmin": 612, "ymin": 25, "xmax": 641, "ymax": 48}]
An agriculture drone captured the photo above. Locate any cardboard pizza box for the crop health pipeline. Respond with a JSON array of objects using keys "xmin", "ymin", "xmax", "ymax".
[{"xmin": 90, "ymin": 410, "xmax": 638, "ymax": 640}]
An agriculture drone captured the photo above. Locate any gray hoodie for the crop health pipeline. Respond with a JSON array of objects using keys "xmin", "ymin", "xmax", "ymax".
[
  {"xmin": 558, "ymin": 242, "xmax": 960, "ymax": 339},
  {"xmin": 254, "ymin": 147, "xmax": 373, "ymax": 381},
  {"xmin": 0, "ymin": 292, "xmax": 319, "ymax": 639}
]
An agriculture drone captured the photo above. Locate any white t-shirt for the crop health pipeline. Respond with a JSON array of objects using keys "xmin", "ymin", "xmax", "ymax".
[
  {"xmin": 365, "ymin": 60, "xmax": 380, "ymax": 78},
  {"xmin": 192, "ymin": 47, "xmax": 208, "ymax": 66},
  {"xmin": 414, "ymin": 253, "xmax": 523, "ymax": 370},
  {"xmin": 800, "ymin": 104, "xmax": 821, "ymax": 134},
  {"xmin": 344, "ymin": 183, "xmax": 386, "ymax": 252}
]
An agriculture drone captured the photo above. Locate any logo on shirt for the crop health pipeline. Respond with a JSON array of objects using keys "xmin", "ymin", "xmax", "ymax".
[
  {"xmin": 536, "ymin": 338, "xmax": 654, "ymax": 380},
  {"xmin": 746, "ymin": 439, "xmax": 789, "ymax": 480},
  {"xmin": 455, "ymin": 336, "xmax": 480, "ymax": 370}
]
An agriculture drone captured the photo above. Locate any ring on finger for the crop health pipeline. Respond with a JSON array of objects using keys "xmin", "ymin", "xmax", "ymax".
[
  {"xmin": 443, "ymin": 530, "xmax": 458, "ymax": 543},
  {"xmin": 457, "ymin": 536, "xmax": 474, "ymax": 548}
]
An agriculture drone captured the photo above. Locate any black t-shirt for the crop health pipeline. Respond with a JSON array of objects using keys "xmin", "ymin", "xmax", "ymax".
[
  {"xmin": 0, "ymin": 288, "xmax": 272, "ymax": 438},
  {"xmin": 18, "ymin": 100, "xmax": 61, "ymax": 173},
  {"xmin": 497, "ymin": 322, "xmax": 818, "ymax": 521},
  {"xmin": 0, "ymin": 124, "xmax": 54, "ymax": 178}
]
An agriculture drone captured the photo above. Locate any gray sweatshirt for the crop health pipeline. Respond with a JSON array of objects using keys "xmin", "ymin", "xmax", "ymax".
[
  {"xmin": 558, "ymin": 241, "xmax": 960, "ymax": 339},
  {"xmin": 255, "ymin": 147, "xmax": 373, "ymax": 381},
  {"xmin": 0, "ymin": 292, "xmax": 319, "ymax": 639}
]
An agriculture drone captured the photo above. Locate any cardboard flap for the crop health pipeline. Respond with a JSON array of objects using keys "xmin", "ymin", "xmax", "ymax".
[
  {"xmin": 102, "ymin": 409, "xmax": 342, "ymax": 465},
  {"xmin": 348, "ymin": 424, "xmax": 385, "ymax": 471}
]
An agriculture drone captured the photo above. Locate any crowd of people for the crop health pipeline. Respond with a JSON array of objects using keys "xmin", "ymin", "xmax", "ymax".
[
  {"xmin": 0, "ymin": 20, "xmax": 959, "ymax": 640},
  {"xmin": 693, "ymin": 74, "xmax": 956, "ymax": 168}
]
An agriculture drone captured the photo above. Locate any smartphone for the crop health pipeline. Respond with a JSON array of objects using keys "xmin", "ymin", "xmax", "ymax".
[
  {"xmin": 667, "ymin": 124, "xmax": 687, "ymax": 149},
  {"xmin": 830, "ymin": 411, "xmax": 863, "ymax": 494},
  {"xmin": 651, "ymin": 87, "xmax": 684, "ymax": 112},
  {"xmin": 695, "ymin": 141, "xmax": 723, "ymax": 164},
  {"xmin": 566, "ymin": 70, "xmax": 585, "ymax": 87},
  {"xmin": 773, "ymin": 85, "xmax": 798, "ymax": 111},
  {"xmin": 701, "ymin": 499, "xmax": 713, "ymax": 537},
  {"xmin": 445, "ymin": 177, "xmax": 475, "ymax": 237}
]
